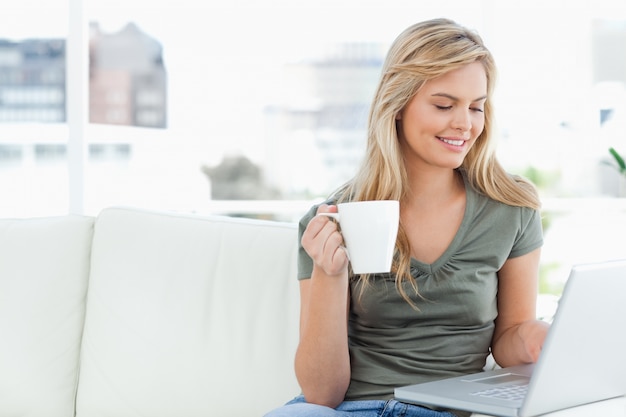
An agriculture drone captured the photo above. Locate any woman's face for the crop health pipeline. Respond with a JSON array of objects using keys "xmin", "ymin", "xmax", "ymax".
[{"xmin": 397, "ymin": 61, "xmax": 487, "ymax": 173}]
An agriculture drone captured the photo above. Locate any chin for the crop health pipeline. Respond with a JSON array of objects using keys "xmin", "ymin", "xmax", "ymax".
[{"xmin": 443, "ymin": 158, "xmax": 467, "ymax": 170}]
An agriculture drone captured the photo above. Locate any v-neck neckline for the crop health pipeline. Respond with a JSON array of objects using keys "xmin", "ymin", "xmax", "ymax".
[{"xmin": 409, "ymin": 171, "xmax": 474, "ymax": 275}]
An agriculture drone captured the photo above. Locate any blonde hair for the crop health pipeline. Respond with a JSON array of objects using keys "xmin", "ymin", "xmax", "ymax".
[{"xmin": 335, "ymin": 18, "xmax": 541, "ymax": 306}]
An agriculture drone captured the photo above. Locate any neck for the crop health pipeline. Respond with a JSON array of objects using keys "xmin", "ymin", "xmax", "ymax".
[{"xmin": 404, "ymin": 167, "xmax": 463, "ymax": 207}]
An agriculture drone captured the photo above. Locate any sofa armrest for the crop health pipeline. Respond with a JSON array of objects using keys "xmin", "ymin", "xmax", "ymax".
[{"xmin": 0, "ymin": 214, "xmax": 94, "ymax": 417}]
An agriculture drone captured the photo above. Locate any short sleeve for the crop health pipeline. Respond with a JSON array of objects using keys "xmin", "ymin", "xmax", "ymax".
[{"xmin": 509, "ymin": 207, "xmax": 544, "ymax": 259}]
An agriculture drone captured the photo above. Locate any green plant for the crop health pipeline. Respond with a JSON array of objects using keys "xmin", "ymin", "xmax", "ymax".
[
  {"xmin": 538, "ymin": 262, "xmax": 565, "ymax": 295},
  {"xmin": 606, "ymin": 147, "xmax": 626, "ymax": 177}
]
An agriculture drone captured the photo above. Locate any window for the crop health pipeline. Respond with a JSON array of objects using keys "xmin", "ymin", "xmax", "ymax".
[{"xmin": 1, "ymin": 0, "xmax": 626, "ymax": 298}]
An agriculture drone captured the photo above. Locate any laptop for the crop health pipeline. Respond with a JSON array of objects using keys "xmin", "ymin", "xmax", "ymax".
[{"xmin": 394, "ymin": 259, "xmax": 626, "ymax": 417}]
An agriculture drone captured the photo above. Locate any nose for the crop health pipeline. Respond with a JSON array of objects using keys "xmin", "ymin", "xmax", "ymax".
[{"xmin": 452, "ymin": 108, "xmax": 472, "ymax": 132}]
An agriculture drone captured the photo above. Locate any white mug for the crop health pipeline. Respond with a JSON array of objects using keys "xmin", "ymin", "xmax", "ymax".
[{"xmin": 317, "ymin": 200, "xmax": 399, "ymax": 274}]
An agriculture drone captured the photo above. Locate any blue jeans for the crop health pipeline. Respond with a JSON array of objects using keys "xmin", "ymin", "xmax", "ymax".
[{"xmin": 263, "ymin": 395, "xmax": 459, "ymax": 417}]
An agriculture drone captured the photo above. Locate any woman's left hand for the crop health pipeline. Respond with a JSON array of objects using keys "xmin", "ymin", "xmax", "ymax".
[{"xmin": 517, "ymin": 319, "xmax": 550, "ymax": 363}]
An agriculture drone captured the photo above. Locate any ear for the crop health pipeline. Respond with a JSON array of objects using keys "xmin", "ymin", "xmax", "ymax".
[{"xmin": 395, "ymin": 112, "xmax": 402, "ymax": 120}]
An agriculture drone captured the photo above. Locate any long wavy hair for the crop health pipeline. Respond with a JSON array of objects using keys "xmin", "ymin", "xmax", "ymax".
[{"xmin": 335, "ymin": 18, "xmax": 541, "ymax": 307}]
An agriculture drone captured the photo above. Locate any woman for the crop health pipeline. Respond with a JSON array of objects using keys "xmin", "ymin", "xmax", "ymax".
[{"xmin": 265, "ymin": 18, "xmax": 549, "ymax": 417}]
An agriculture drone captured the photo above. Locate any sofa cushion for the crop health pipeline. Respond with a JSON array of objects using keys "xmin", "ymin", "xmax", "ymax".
[
  {"xmin": 0, "ymin": 214, "xmax": 94, "ymax": 417},
  {"xmin": 76, "ymin": 207, "xmax": 300, "ymax": 417}
]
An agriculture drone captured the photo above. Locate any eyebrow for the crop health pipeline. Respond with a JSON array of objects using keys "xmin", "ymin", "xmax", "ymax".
[{"xmin": 431, "ymin": 93, "xmax": 488, "ymax": 102}]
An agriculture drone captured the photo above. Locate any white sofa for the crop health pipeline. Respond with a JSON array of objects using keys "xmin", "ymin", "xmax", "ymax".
[{"xmin": 0, "ymin": 206, "xmax": 623, "ymax": 417}]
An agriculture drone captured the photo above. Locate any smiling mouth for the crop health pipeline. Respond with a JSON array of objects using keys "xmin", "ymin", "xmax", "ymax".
[{"xmin": 437, "ymin": 137, "xmax": 465, "ymax": 146}]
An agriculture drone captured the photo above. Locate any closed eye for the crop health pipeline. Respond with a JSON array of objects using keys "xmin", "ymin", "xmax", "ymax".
[{"xmin": 436, "ymin": 105, "xmax": 483, "ymax": 113}]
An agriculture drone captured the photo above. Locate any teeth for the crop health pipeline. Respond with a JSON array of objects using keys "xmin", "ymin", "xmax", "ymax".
[{"xmin": 440, "ymin": 138, "xmax": 464, "ymax": 146}]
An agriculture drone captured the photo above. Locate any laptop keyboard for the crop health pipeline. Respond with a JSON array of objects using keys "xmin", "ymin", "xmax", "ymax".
[{"xmin": 471, "ymin": 384, "xmax": 529, "ymax": 401}]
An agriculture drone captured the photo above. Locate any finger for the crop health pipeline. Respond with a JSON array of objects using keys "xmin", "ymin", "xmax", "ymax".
[
  {"xmin": 303, "ymin": 213, "xmax": 337, "ymax": 246},
  {"xmin": 322, "ymin": 230, "xmax": 349, "ymax": 271},
  {"xmin": 329, "ymin": 244, "xmax": 350, "ymax": 274},
  {"xmin": 301, "ymin": 216, "xmax": 339, "ymax": 264},
  {"xmin": 316, "ymin": 204, "xmax": 338, "ymax": 215},
  {"xmin": 313, "ymin": 220, "xmax": 341, "ymax": 255}
]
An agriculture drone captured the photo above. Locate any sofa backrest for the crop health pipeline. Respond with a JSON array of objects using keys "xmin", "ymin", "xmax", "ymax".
[
  {"xmin": 75, "ymin": 207, "xmax": 301, "ymax": 417},
  {"xmin": 0, "ymin": 214, "xmax": 95, "ymax": 417}
]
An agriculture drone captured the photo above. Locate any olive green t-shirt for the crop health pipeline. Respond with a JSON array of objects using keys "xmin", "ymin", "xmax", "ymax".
[{"xmin": 297, "ymin": 174, "xmax": 543, "ymax": 412}]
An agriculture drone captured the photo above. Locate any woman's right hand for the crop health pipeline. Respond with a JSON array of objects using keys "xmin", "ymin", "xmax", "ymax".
[
  {"xmin": 301, "ymin": 204, "xmax": 350, "ymax": 277},
  {"xmin": 296, "ymin": 204, "xmax": 352, "ymax": 407}
]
